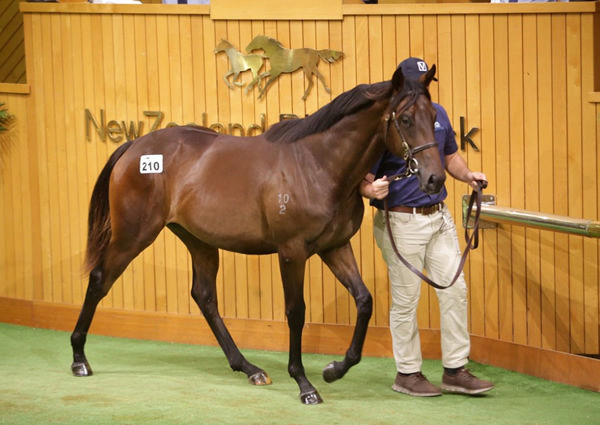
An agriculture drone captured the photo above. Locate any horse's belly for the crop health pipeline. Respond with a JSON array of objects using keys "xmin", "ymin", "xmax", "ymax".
[{"xmin": 174, "ymin": 203, "xmax": 278, "ymax": 254}]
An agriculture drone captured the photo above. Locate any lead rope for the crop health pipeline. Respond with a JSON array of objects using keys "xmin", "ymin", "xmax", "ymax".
[{"xmin": 383, "ymin": 179, "xmax": 487, "ymax": 290}]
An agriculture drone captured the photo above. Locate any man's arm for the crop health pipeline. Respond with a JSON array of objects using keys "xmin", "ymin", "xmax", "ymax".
[{"xmin": 445, "ymin": 152, "xmax": 487, "ymax": 189}]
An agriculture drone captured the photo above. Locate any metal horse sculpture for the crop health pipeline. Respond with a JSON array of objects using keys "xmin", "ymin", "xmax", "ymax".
[
  {"xmin": 245, "ymin": 35, "xmax": 343, "ymax": 100},
  {"xmin": 214, "ymin": 39, "xmax": 265, "ymax": 93},
  {"xmin": 70, "ymin": 65, "xmax": 444, "ymax": 404}
]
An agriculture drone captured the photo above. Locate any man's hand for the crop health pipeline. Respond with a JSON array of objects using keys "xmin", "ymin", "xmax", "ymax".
[
  {"xmin": 465, "ymin": 171, "xmax": 487, "ymax": 189},
  {"xmin": 371, "ymin": 176, "xmax": 390, "ymax": 199}
]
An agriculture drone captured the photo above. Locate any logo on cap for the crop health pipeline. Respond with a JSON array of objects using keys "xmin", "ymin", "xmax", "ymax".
[{"xmin": 417, "ymin": 61, "xmax": 428, "ymax": 72}]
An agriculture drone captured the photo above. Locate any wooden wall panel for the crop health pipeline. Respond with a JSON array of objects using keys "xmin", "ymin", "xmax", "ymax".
[
  {"xmin": 536, "ymin": 14, "xmax": 555, "ymax": 352},
  {"xmin": 0, "ymin": 88, "xmax": 33, "ymax": 302},
  {"xmin": 1, "ymin": 2, "xmax": 599, "ymax": 373},
  {"xmin": 478, "ymin": 14, "xmax": 499, "ymax": 342},
  {"xmin": 581, "ymin": 15, "xmax": 599, "ymax": 356}
]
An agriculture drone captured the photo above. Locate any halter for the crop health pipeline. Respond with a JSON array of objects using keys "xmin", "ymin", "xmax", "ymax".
[{"xmin": 384, "ymin": 110, "xmax": 438, "ymax": 182}]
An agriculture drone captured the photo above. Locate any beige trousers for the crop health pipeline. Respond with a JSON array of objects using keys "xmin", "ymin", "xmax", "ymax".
[{"xmin": 373, "ymin": 206, "xmax": 470, "ymax": 374}]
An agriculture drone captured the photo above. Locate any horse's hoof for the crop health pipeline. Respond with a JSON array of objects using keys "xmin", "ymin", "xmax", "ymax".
[
  {"xmin": 248, "ymin": 371, "xmax": 272, "ymax": 386},
  {"xmin": 71, "ymin": 361, "xmax": 93, "ymax": 377},
  {"xmin": 300, "ymin": 390, "xmax": 323, "ymax": 405},
  {"xmin": 322, "ymin": 361, "xmax": 340, "ymax": 383}
]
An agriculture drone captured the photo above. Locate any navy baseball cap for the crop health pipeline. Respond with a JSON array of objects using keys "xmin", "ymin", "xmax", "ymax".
[{"xmin": 397, "ymin": 57, "xmax": 438, "ymax": 81}]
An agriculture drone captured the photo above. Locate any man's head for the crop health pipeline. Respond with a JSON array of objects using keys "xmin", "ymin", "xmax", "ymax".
[{"xmin": 397, "ymin": 57, "xmax": 438, "ymax": 81}]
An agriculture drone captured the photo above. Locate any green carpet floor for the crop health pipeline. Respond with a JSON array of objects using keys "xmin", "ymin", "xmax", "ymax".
[{"xmin": 0, "ymin": 322, "xmax": 598, "ymax": 425}]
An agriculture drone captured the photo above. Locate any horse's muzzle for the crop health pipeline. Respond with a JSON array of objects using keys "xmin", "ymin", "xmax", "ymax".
[{"xmin": 422, "ymin": 172, "xmax": 445, "ymax": 194}]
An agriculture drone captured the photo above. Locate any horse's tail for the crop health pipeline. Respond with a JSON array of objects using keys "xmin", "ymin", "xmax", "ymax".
[
  {"xmin": 317, "ymin": 49, "xmax": 344, "ymax": 64},
  {"xmin": 83, "ymin": 141, "xmax": 134, "ymax": 274}
]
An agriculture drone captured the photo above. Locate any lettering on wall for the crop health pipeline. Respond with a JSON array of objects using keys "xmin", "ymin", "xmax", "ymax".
[
  {"xmin": 85, "ymin": 109, "xmax": 267, "ymax": 142},
  {"xmin": 460, "ymin": 116, "xmax": 480, "ymax": 152}
]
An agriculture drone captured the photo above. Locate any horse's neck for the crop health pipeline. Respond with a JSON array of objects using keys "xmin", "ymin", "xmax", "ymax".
[
  {"xmin": 263, "ymin": 44, "xmax": 284, "ymax": 56},
  {"xmin": 315, "ymin": 102, "xmax": 387, "ymax": 190}
]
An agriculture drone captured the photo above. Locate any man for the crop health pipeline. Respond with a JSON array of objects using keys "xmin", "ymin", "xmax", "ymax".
[{"xmin": 359, "ymin": 57, "xmax": 494, "ymax": 397}]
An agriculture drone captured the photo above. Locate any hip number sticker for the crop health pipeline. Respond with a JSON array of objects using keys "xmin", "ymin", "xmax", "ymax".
[{"xmin": 140, "ymin": 154, "xmax": 163, "ymax": 174}]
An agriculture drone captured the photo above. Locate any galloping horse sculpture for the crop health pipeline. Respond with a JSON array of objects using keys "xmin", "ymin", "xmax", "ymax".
[
  {"xmin": 70, "ymin": 65, "xmax": 444, "ymax": 404},
  {"xmin": 214, "ymin": 39, "xmax": 265, "ymax": 92},
  {"xmin": 245, "ymin": 35, "xmax": 343, "ymax": 100}
]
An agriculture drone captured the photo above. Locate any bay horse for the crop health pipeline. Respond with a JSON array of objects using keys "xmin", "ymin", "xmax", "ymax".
[
  {"xmin": 70, "ymin": 65, "xmax": 444, "ymax": 404},
  {"xmin": 245, "ymin": 35, "xmax": 343, "ymax": 100},
  {"xmin": 214, "ymin": 39, "xmax": 265, "ymax": 93}
]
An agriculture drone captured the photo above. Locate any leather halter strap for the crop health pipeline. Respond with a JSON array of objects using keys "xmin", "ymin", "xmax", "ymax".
[
  {"xmin": 383, "ymin": 180, "xmax": 487, "ymax": 290},
  {"xmin": 384, "ymin": 111, "xmax": 438, "ymax": 181}
]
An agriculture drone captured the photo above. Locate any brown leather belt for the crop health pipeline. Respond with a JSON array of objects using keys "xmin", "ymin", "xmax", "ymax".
[{"xmin": 389, "ymin": 202, "xmax": 444, "ymax": 215}]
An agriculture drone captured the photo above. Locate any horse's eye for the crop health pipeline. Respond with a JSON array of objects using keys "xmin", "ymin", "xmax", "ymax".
[{"xmin": 400, "ymin": 115, "xmax": 411, "ymax": 127}]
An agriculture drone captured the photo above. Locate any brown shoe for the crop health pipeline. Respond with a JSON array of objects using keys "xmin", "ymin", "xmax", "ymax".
[
  {"xmin": 392, "ymin": 372, "xmax": 442, "ymax": 397},
  {"xmin": 441, "ymin": 368, "xmax": 494, "ymax": 395}
]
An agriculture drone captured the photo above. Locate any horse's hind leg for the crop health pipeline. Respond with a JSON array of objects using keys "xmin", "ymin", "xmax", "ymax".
[
  {"xmin": 313, "ymin": 68, "xmax": 331, "ymax": 93},
  {"xmin": 71, "ymin": 214, "xmax": 164, "ymax": 376},
  {"xmin": 71, "ymin": 241, "xmax": 148, "ymax": 376},
  {"xmin": 168, "ymin": 224, "xmax": 271, "ymax": 385},
  {"xmin": 70, "ymin": 265, "xmax": 107, "ymax": 376},
  {"xmin": 318, "ymin": 243, "xmax": 372, "ymax": 383}
]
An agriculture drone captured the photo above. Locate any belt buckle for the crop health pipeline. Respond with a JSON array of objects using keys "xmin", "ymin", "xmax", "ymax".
[{"xmin": 427, "ymin": 203, "xmax": 441, "ymax": 214}]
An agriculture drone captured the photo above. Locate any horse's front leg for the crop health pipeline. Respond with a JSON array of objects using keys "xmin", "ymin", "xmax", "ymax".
[
  {"xmin": 223, "ymin": 71, "xmax": 235, "ymax": 89},
  {"xmin": 318, "ymin": 243, "xmax": 373, "ymax": 383},
  {"xmin": 258, "ymin": 72, "xmax": 278, "ymax": 99},
  {"xmin": 278, "ymin": 250, "xmax": 322, "ymax": 405},
  {"xmin": 170, "ymin": 225, "xmax": 270, "ymax": 386},
  {"xmin": 246, "ymin": 70, "xmax": 266, "ymax": 93},
  {"xmin": 231, "ymin": 69, "xmax": 244, "ymax": 87}
]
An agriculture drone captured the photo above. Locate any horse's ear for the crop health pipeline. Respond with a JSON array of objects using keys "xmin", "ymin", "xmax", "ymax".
[
  {"xmin": 391, "ymin": 67, "xmax": 405, "ymax": 91},
  {"xmin": 421, "ymin": 64, "xmax": 437, "ymax": 87}
]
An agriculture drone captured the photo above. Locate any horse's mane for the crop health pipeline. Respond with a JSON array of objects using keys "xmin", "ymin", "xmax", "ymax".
[
  {"xmin": 264, "ymin": 81, "xmax": 392, "ymax": 143},
  {"xmin": 260, "ymin": 35, "xmax": 283, "ymax": 48}
]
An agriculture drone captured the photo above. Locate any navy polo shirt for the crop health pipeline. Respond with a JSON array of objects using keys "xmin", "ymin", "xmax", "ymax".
[{"xmin": 369, "ymin": 103, "xmax": 458, "ymax": 209}]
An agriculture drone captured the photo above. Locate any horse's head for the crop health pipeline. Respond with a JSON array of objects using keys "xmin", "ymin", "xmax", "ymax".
[
  {"xmin": 214, "ymin": 39, "xmax": 231, "ymax": 53},
  {"xmin": 383, "ymin": 65, "xmax": 445, "ymax": 194},
  {"xmin": 245, "ymin": 35, "xmax": 278, "ymax": 53},
  {"xmin": 245, "ymin": 36, "xmax": 262, "ymax": 53}
]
